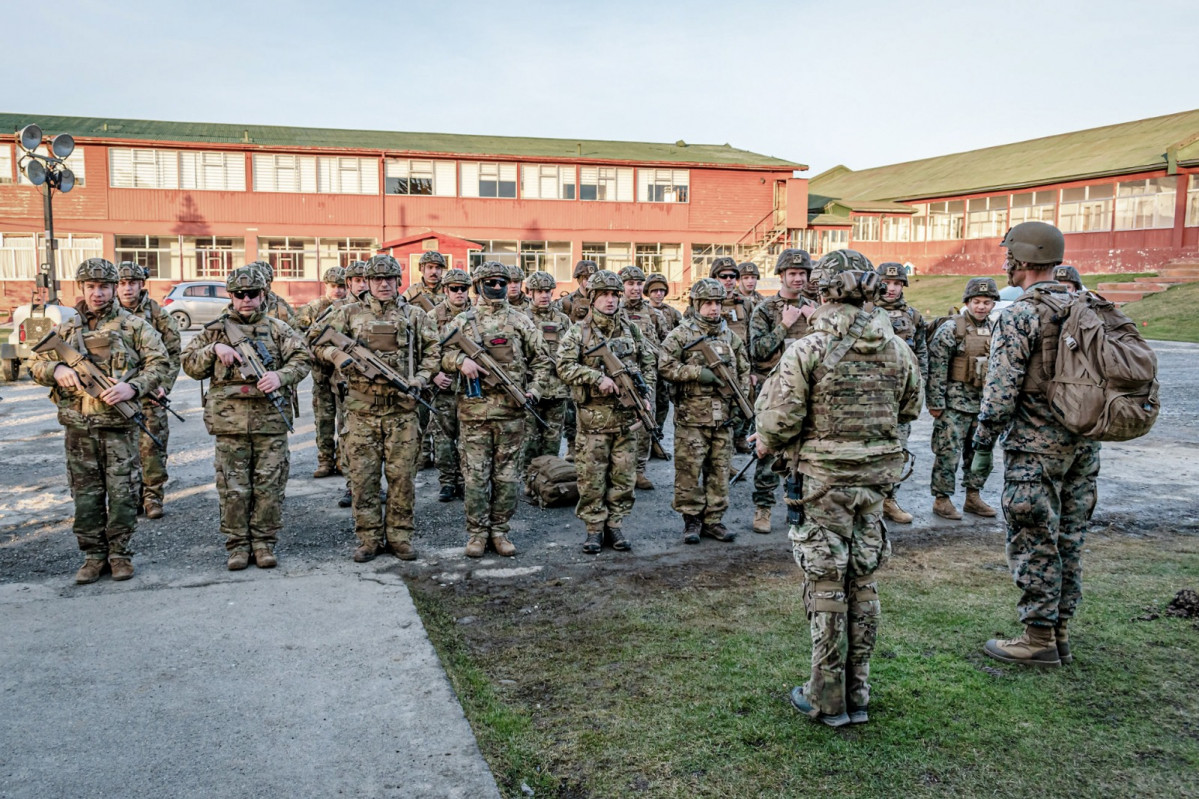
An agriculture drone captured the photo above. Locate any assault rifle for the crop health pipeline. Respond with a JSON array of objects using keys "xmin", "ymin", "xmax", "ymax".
[
  {"xmin": 31, "ymin": 330, "xmax": 165, "ymax": 449},
  {"xmin": 682, "ymin": 335, "xmax": 755, "ymax": 421},
  {"xmin": 440, "ymin": 327, "xmax": 548, "ymax": 428},
  {"xmin": 216, "ymin": 319, "xmax": 294, "ymax": 432},
  {"xmin": 582, "ymin": 338, "xmax": 662, "ymax": 443},
  {"xmin": 118, "ymin": 369, "xmax": 185, "ymax": 422},
  {"xmin": 313, "ymin": 325, "xmax": 444, "ymax": 421}
]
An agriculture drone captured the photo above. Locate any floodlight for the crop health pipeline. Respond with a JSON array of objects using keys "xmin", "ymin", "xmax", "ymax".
[
  {"xmin": 23, "ymin": 159, "xmax": 47, "ymax": 186},
  {"xmin": 51, "ymin": 133, "xmax": 74, "ymax": 159},
  {"xmin": 17, "ymin": 124, "xmax": 42, "ymax": 152},
  {"xmin": 57, "ymin": 168, "xmax": 75, "ymax": 193}
]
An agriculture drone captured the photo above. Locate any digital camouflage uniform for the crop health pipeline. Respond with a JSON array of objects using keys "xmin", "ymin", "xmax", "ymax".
[
  {"xmin": 429, "ymin": 269, "xmax": 473, "ymax": 498},
  {"xmin": 442, "ymin": 270, "xmax": 551, "ymax": 555},
  {"xmin": 755, "ymin": 250, "xmax": 922, "ymax": 723},
  {"xmin": 928, "ymin": 313, "xmax": 993, "ymax": 498},
  {"xmin": 658, "ymin": 295, "xmax": 750, "ymax": 539},
  {"xmin": 518, "ymin": 273, "xmax": 572, "ymax": 484},
  {"xmin": 556, "ymin": 284, "xmax": 656, "ymax": 548},
  {"xmin": 182, "ymin": 276, "xmax": 311, "ymax": 560},
  {"xmin": 316, "ymin": 282, "xmax": 440, "ymax": 557},
  {"xmin": 124, "ymin": 286, "xmax": 182, "ymax": 509},
  {"xmin": 294, "ymin": 270, "xmax": 349, "ymax": 477},
  {"xmin": 31, "ymin": 286, "xmax": 171, "ymax": 572}
]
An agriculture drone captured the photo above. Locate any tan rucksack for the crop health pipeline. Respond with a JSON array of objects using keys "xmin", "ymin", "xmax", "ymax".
[
  {"xmin": 527, "ymin": 455, "xmax": 579, "ymax": 508},
  {"xmin": 1025, "ymin": 288, "xmax": 1160, "ymax": 441}
]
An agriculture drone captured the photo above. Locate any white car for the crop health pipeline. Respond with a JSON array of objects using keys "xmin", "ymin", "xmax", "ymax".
[{"xmin": 161, "ymin": 281, "xmax": 230, "ymax": 330}]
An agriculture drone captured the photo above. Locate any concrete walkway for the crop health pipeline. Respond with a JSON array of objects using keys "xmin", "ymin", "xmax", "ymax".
[{"xmin": 0, "ymin": 567, "xmax": 500, "ymax": 799}]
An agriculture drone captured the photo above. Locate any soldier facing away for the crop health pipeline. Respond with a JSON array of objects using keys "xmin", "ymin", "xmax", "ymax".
[
  {"xmin": 31, "ymin": 258, "xmax": 171, "ymax": 583},
  {"xmin": 294, "ymin": 266, "xmax": 349, "ymax": 480},
  {"xmin": 115, "ymin": 261, "xmax": 182, "ymax": 520},
  {"xmin": 755, "ymin": 249, "xmax": 922, "ymax": 727},
  {"xmin": 181, "ymin": 265, "xmax": 311, "ymax": 570},
  {"xmin": 972, "ymin": 221, "xmax": 1101, "ymax": 668}
]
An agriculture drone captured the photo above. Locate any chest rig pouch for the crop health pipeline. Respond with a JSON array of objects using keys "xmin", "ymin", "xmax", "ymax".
[
  {"xmin": 949, "ymin": 317, "xmax": 992, "ymax": 387},
  {"xmin": 364, "ymin": 321, "xmax": 401, "ymax": 353},
  {"xmin": 888, "ymin": 308, "xmax": 916, "ymax": 344}
]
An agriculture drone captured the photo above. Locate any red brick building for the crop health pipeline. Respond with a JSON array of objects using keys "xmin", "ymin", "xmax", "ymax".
[
  {"xmin": 806, "ymin": 109, "xmax": 1199, "ymax": 274},
  {"xmin": 0, "ymin": 114, "xmax": 806, "ymax": 311}
]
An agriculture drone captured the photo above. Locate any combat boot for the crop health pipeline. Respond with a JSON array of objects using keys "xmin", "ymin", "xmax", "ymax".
[
  {"xmin": 701, "ymin": 521, "xmax": 736, "ymax": 543},
  {"xmin": 491, "ymin": 535, "xmax": 517, "ymax": 557},
  {"xmin": 465, "ymin": 534, "xmax": 488, "ymax": 558},
  {"xmin": 338, "ymin": 488, "xmax": 353, "ymax": 508},
  {"xmin": 753, "ymin": 506, "xmax": 772, "ymax": 534},
  {"xmin": 963, "ymin": 490, "xmax": 997, "ymax": 517},
  {"xmin": 144, "ymin": 497, "xmax": 164, "ymax": 519},
  {"xmin": 253, "ymin": 548, "xmax": 277, "ymax": 569},
  {"xmin": 882, "ymin": 497, "xmax": 913, "ymax": 524},
  {"xmin": 683, "ymin": 514, "xmax": 702, "ymax": 544},
  {"xmin": 635, "ymin": 472, "xmax": 655, "ymax": 491},
  {"xmin": 438, "ymin": 485, "xmax": 456, "ymax": 502},
  {"xmin": 226, "ymin": 551, "xmax": 250, "ymax": 571},
  {"xmin": 789, "ymin": 686, "xmax": 850, "ymax": 728},
  {"xmin": 109, "ymin": 557, "xmax": 134, "ymax": 581},
  {"xmin": 313, "ymin": 461, "xmax": 337, "ymax": 478},
  {"xmin": 75, "ymin": 558, "xmax": 107, "ymax": 584},
  {"xmin": 352, "ymin": 542, "xmax": 382, "ymax": 563},
  {"xmin": 983, "ymin": 624, "xmax": 1060, "ymax": 667},
  {"xmin": 933, "ymin": 495, "xmax": 963, "ymax": 520},
  {"xmin": 606, "ymin": 525, "xmax": 631, "ymax": 552},
  {"xmin": 565, "ymin": 441, "xmax": 576, "ymax": 463},
  {"xmin": 582, "ymin": 525, "xmax": 603, "ymax": 555},
  {"xmin": 1055, "ymin": 619, "xmax": 1073, "ymax": 665},
  {"xmin": 390, "ymin": 541, "xmax": 417, "ymax": 561}
]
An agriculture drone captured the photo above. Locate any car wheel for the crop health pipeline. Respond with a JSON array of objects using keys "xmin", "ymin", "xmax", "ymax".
[
  {"xmin": 170, "ymin": 310, "xmax": 191, "ymax": 330},
  {"xmin": 0, "ymin": 359, "xmax": 19, "ymax": 382}
]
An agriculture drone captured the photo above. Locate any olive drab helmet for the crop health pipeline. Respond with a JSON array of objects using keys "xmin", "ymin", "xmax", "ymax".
[
  {"xmin": 441, "ymin": 268, "xmax": 471, "ymax": 288},
  {"xmin": 586, "ymin": 269, "xmax": 623, "ymax": 302},
  {"xmin": 321, "ymin": 266, "xmax": 347, "ymax": 286},
  {"xmin": 506, "ymin": 264, "xmax": 525, "ymax": 283},
  {"xmin": 418, "ymin": 251, "xmax": 447, "ymax": 268},
  {"xmin": 573, "ymin": 259, "xmax": 598, "ymax": 280},
  {"xmin": 75, "ymin": 258, "xmax": 118, "ymax": 284},
  {"xmin": 962, "ymin": 277, "xmax": 1001, "ymax": 302},
  {"xmin": 618, "ymin": 265, "xmax": 646, "ymax": 282},
  {"xmin": 344, "ymin": 260, "xmax": 368, "ymax": 280},
  {"xmin": 115, "ymin": 261, "xmax": 147, "ymax": 281},
  {"xmin": 1053, "ymin": 264, "xmax": 1082, "ymax": 288},
  {"xmin": 365, "ymin": 254, "xmax": 403, "ymax": 279},
  {"xmin": 709, "ymin": 256, "xmax": 739, "ymax": 278},
  {"xmin": 1001, "ymin": 221, "xmax": 1065, "ymax": 266},
  {"xmin": 877, "ymin": 262, "xmax": 909, "ymax": 286},
  {"xmin": 775, "ymin": 248, "xmax": 812, "ymax": 275},
  {"xmin": 473, "ymin": 260, "xmax": 510, "ymax": 284},
  {"xmin": 644, "ymin": 272, "xmax": 670, "ymax": 294},
  {"xmin": 738, "ymin": 261, "xmax": 760, "ymax": 278},
  {"xmin": 226, "ymin": 265, "xmax": 268, "ymax": 292},
  {"xmin": 811, "ymin": 249, "xmax": 880, "ymax": 304},
  {"xmin": 524, "ymin": 270, "xmax": 556, "ymax": 292}
]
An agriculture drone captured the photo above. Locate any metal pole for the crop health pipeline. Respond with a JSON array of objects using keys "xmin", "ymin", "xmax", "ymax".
[{"xmin": 42, "ymin": 181, "xmax": 59, "ymax": 305}]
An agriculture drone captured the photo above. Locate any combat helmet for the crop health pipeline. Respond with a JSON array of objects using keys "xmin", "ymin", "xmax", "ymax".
[
  {"xmin": 587, "ymin": 269, "xmax": 623, "ymax": 299},
  {"xmin": 618, "ymin": 265, "xmax": 646, "ymax": 282},
  {"xmin": 877, "ymin": 262, "xmax": 909, "ymax": 286},
  {"xmin": 344, "ymin": 260, "xmax": 368, "ymax": 280},
  {"xmin": 811, "ymin": 249, "xmax": 880, "ymax": 304},
  {"xmin": 524, "ymin": 270, "xmax": 556, "ymax": 292},
  {"xmin": 1053, "ymin": 264, "xmax": 1082, "ymax": 289},
  {"xmin": 365, "ymin": 254, "xmax": 403, "ymax": 279},
  {"xmin": 1001, "ymin": 221, "xmax": 1065, "ymax": 265},
  {"xmin": 689, "ymin": 277, "xmax": 727, "ymax": 303},
  {"xmin": 418, "ymin": 251, "xmax": 447, "ymax": 268},
  {"xmin": 738, "ymin": 261, "xmax": 760, "ymax": 278},
  {"xmin": 75, "ymin": 258, "xmax": 118, "ymax": 284},
  {"xmin": 441, "ymin": 268, "xmax": 471, "ymax": 289},
  {"xmin": 962, "ymin": 277, "xmax": 1001, "ymax": 302},
  {"xmin": 473, "ymin": 260, "xmax": 510, "ymax": 283},
  {"xmin": 775, "ymin": 248, "xmax": 812, "ymax": 275},
  {"xmin": 321, "ymin": 266, "xmax": 347, "ymax": 286},
  {"xmin": 573, "ymin": 259, "xmax": 598, "ymax": 280},
  {"xmin": 709, "ymin": 256, "xmax": 739, "ymax": 278},
  {"xmin": 115, "ymin": 261, "xmax": 147, "ymax": 281},
  {"xmin": 226, "ymin": 265, "xmax": 267, "ymax": 292},
  {"xmin": 644, "ymin": 272, "xmax": 670, "ymax": 294},
  {"xmin": 506, "ymin": 264, "xmax": 526, "ymax": 283},
  {"xmin": 249, "ymin": 260, "xmax": 274, "ymax": 282}
]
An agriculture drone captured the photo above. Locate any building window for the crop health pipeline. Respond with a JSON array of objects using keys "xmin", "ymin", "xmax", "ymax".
[
  {"xmin": 516, "ymin": 241, "xmax": 573, "ymax": 280},
  {"xmin": 115, "ymin": 235, "xmax": 177, "ymax": 280},
  {"xmin": 1058, "ymin": 184, "xmax": 1113, "ymax": 233},
  {"xmin": 318, "ymin": 237, "xmax": 377, "ymax": 269},
  {"xmin": 927, "ymin": 201, "xmax": 965, "ymax": 240},
  {"xmin": 582, "ymin": 242, "xmax": 634, "ymax": 274},
  {"xmin": 638, "ymin": 169, "xmax": 688, "ymax": 203},
  {"xmin": 189, "ymin": 236, "xmax": 244, "ymax": 280},
  {"xmin": 110, "ymin": 148, "xmax": 245, "ymax": 191},
  {"xmin": 468, "ymin": 240, "xmax": 519, "ymax": 270},
  {"xmin": 19, "ymin": 146, "xmax": 85, "ymax": 187},
  {"xmin": 881, "ymin": 216, "xmax": 911, "ymax": 242},
  {"xmin": 0, "ymin": 144, "xmax": 13, "ymax": 184},
  {"xmin": 317, "ymin": 157, "xmax": 378, "ymax": 195},
  {"xmin": 907, "ymin": 205, "xmax": 927, "ymax": 242},
  {"xmin": 35, "ymin": 234, "xmax": 103, "ymax": 280},
  {"xmin": 0, "ymin": 233, "xmax": 37, "ymax": 279},
  {"xmin": 822, "ymin": 229, "xmax": 850, "ymax": 254},
  {"xmin": 690, "ymin": 244, "xmax": 736, "ymax": 278},
  {"xmin": 580, "ymin": 166, "xmax": 634, "ymax": 202},
  {"xmin": 1187, "ymin": 175, "xmax": 1199, "ymax": 227},
  {"xmin": 965, "ymin": 196, "xmax": 1008, "ymax": 239},
  {"xmin": 261, "ymin": 237, "xmax": 317, "ymax": 279},
  {"xmin": 852, "ymin": 215, "xmax": 880, "ymax": 242},
  {"xmin": 253, "ymin": 155, "xmax": 376, "ymax": 195},
  {"xmin": 460, "ymin": 162, "xmax": 517, "ymax": 198},
  {"xmin": 1010, "ymin": 190, "xmax": 1056, "ymax": 226},
  {"xmin": 1115, "ymin": 177, "xmax": 1177, "ymax": 230},
  {"xmin": 635, "ymin": 243, "xmax": 683, "ymax": 282},
  {"xmin": 254, "ymin": 154, "xmax": 315, "ymax": 193},
  {"xmin": 384, "ymin": 159, "xmax": 455, "ymax": 196},
  {"xmin": 521, "ymin": 165, "xmax": 576, "ymax": 200}
]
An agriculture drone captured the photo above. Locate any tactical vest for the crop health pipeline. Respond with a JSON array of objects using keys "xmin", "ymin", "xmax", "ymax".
[
  {"xmin": 532, "ymin": 311, "xmax": 565, "ymax": 352},
  {"xmin": 652, "ymin": 303, "xmax": 682, "ymax": 331},
  {"xmin": 808, "ymin": 342, "xmax": 905, "ymax": 443},
  {"xmin": 948, "ymin": 316, "xmax": 992, "ymax": 386},
  {"xmin": 885, "ymin": 306, "xmax": 918, "ymax": 346},
  {"xmin": 435, "ymin": 300, "xmax": 469, "ymax": 332},
  {"xmin": 622, "ymin": 302, "xmax": 659, "ymax": 347},
  {"xmin": 720, "ymin": 297, "xmax": 750, "ymax": 348},
  {"xmin": 561, "ymin": 291, "xmax": 590, "ymax": 322},
  {"xmin": 205, "ymin": 316, "xmax": 285, "ymax": 402},
  {"xmin": 573, "ymin": 318, "xmax": 640, "ymax": 404},
  {"xmin": 755, "ymin": 296, "xmax": 811, "ymax": 374},
  {"xmin": 64, "ymin": 310, "xmax": 142, "ymax": 422},
  {"xmin": 343, "ymin": 304, "xmax": 419, "ymax": 395},
  {"xmin": 403, "ymin": 285, "xmax": 442, "ymax": 313},
  {"xmin": 678, "ymin": 331, "xmax": 736, "ymax": 400}
]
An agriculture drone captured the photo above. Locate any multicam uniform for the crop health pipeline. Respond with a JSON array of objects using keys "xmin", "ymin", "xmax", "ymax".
[
  {"xmin": 618, "ymin": 288, "xmax": 666, "ymax": 483},
  {"xmin": 181, "ymin": 271, "xmax": 311, "ymax": 562},
  {"xmin": 401, "ymin": 281, "xmax": 444, "ymax": 313},
  {"xmin": 31, "ymin": 273, "xmax": 171, "ymax": 576},
  {"xmin": 518, "ymin": 279, "xmax": 572, "ymax": 484},
  {"xmin": 645, "ymin": 272, "xmax": 682, "ymax": 435},
  {"xmin": 294, "ymin": 270, "xmax": 349, "ymax": 477},
  {"xmin": 755, "ymin": 249, "xmax": 922, "ymax": 725},
  {"xmin": 555, "ymin": 260, "xmax": 598, "ymax": 455},
  {"xmin": 429, "ymin": 269, "xmax": 473, "ymax": 499},
  {"xmin": 124, "ymin": 286, "xmax": 182, "ymax": 510}
]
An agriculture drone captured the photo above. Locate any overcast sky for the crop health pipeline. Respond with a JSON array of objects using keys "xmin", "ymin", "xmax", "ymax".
[{"xmin": 2, "ymin": 0, "xmax": 1195, "ymax": 176}]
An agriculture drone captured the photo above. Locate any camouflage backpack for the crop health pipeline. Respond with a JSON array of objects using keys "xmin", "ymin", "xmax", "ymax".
[{"xmin": 527, "ymin": 455, "xmax": 579, "ymax": 508}]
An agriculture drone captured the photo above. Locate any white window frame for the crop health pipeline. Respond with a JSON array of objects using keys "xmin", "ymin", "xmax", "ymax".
[
  {"xmin": 384, "ymin": 158, "xmax": 456, "ymax": 196},
  {"xmin": 881, "ymin": 215, "xmax": 911, "ymax": 242},
  {"xmin": 317, "ymin": 156, "xmax": 378, "ymax": 195},
  {"xmin": 0, "ymin": 143, "xmax": 13, "ymax": 184},
  {"xmin": 927, "ymin": 201, "xmax": 965, "ymax": 240},
  {"xmin": 261, "ymin": 236, "xmax": 318, "ymax": 279},
  {"xmin": 460, "ymin": 162, "xmax": 517, "ymax": 198},
  {"xmin": 638, "ymin": 169, "xmax": 689, "ymax": 203},
  {"xmin": 1114, "ymin": 177, "xmax": 1177, "ymax": 231},
  {"xmin": 1010, "ymin": 190, "xmax": 1057, "ymax": 226},
  {"xmin": 635, "ymin": 243, "xmax": 684, "ymax": 282},
  {"xmin": 580, "ymin": 166, "xmax": 634, "ymax": 202},
  {"xmin": 965, "ymin": 196, "xmax": 1009, "ymax": 239},
  {"xmin": 0, "ymin": 232, "xmax": 38, "ymax": 279},
  {"xmin": 1187, "ymin": 175, "xmax": 1199, "ymax": 227},
  {"xmin": 1059, "ymin": 184, "xmax": 1113, "ymax": 233},
  {"xmin": 521, "ymin": 165, "xmax": 576, "ymax": 200},
  {"xmin": 114, "ymin": 235, "xmax": 177, "ymax": 280},
  {"xmin": 852, "ymin": 215, "xmax": 880, "ymax": 242}
]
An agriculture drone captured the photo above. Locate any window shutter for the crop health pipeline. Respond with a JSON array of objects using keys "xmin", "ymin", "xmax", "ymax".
[
  {"xmin": 521, "ymin": 165, "xmax": 537, "ymax": 199},
  {"xmin": 617, "ymin": 168, "xmax": 633, "ymax": 202},
  {"xmin": 299, "ymin": 156, "xmax": 317, "ymax": 193},
  {"xmin": 499, "ymin": 163, "xmax": 516, "ymax": 184},
  {"xmin": 180, "ymin": 152, "xmax": 198, "ymax": 189},
  {"xmin": 360, "ymin": 157, "xmax": 378, "ymax": 194},
  {"xmin": 252, "ymin": 155, "xmax": 274, "ymax": 192},
  {"xmin": 109, "ymin": 148, "xmax": 134, "ymax": 188},
  {"xmin": 460, "ymin": 163, "xmax": 479, "ymax": 197},
  {"xmin": 636, "ymin": 169, "xmax": 649, "ymax": 202},
  {"xmin": 434, "ymin": 161, "xmax": 455, "ymax": 196}
]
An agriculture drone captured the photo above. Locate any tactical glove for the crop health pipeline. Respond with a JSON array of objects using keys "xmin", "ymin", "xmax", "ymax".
[
  {"xmin": 698, "ymin": 367, "xmax": 720, "ymax": 385},
  {"xmin": 969, "ymin": 450, "xmax": 994, "ymax": 482}
]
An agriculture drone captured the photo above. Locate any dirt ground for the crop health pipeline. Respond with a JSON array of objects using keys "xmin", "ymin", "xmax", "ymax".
[{"xmin": 2, "ymin": 337, "xmax": 1197, "ymax": 594}]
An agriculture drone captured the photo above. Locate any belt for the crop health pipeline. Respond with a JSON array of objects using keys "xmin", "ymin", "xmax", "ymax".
[{"xmin": 347, "ymin": 388, "xmax": 412, "ymax": 407}]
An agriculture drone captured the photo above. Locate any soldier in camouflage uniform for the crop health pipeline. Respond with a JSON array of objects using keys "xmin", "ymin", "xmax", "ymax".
[
  {"xmin": 506, "ymin": 264, "xmax": 531, "ymax": 313},
  {"xmin": 709, "ymin": 257, "xmax": 755, "ymax": 453},
  {"xmin": 659, "ymin": 278, "xmax": 750, "ymax": 544},
  {"xmin": 747, "ymin": 248, "xmax": 817, "ymax": 533},
  {"xmin": 345, "ymin": 259, "xmax": 370, "ymax": 302},
  {"xmin": 32, "ymin": 259, "xmax": 171, "ymax": 583},
  {"xmin": 871, "ymin": 262, "xmax": 928, "ymax": 524},
  {"xmin": 182, "ymin": 266, "xmax": 311, "ymax": 570},
  {"xmin": 556, "ymin": 259, "xmax": 598, "ymax": 460},
  {"xmin": 972, "ymin": 222, "xmax": 1101, "ymax": 668},
  {"xmin": 927, "ymin": 278, "xmax": 1001, "ymax": 520},
  {"xmin": 737, "ymin": 261, "xmax": 766, "ymax": 305},
  {"xmin": 294, "ymin": 266, "xmax": 349, "ymax": 479},
  {"xmin": 645, "ymin": 272, "xmax": 682, "ymax": 447},
  {"xmin": 755, "ymin": 249, "xmax": 922, "ymax": 727},
  {"xmin": 314, "ymin": 255, "xmax": 440, "ymax": 562},
  {"xmin": 618, "ymin": 265, "xmax": 667, "ymax": 489},
  {"xmin": 249, "ymin": 260, "xmax": 297, "ymax": 327},
  {"xmin": 557, "ymin": 270, "xmax": 656, "ymax": 553},
  {"xmin": 1053, "ymin": 264, "xmax": 1083, "ymax": 295},
  {"xmin": 401, "ymin": 251, "xmax": 446, "ymax": 312},
  {"xmin": 429, "ymin": 268, "xmax": 473, "ymax": 502},
  {"xmin": 442, "ymin": 261, "xmax": 551, "ymax": 558},
  {"xmin": 115, "ymin": 261, "xmax": 181, "ymax": 519},
  {"xmin": 334, "ymin": 260, "xmax": 370, "ymax": 507},
  {"xmin": 518, "ymin": 271, "xmax": 572, "ymax": 488}
]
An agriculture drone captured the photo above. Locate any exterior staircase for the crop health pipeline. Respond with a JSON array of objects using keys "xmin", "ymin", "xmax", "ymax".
[{"xmin": 1097, "ymin": 262, "xmax": 1199, "ymax": 304}]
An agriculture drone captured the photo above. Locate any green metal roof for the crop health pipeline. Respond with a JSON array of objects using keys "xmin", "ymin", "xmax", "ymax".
[
  {"xmin": 0, "ymin": 112, "xmax": 803, "ymax": 170},
  {"xmin": 809, "ymin": 108, "xmax": 1199, "ymax": 207}
]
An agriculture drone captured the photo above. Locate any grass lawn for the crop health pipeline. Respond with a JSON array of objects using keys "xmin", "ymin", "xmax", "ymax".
[
  {"xmin": 1121, "ymin": 282, "xmax": 1199, "ymax": 343},
  {"xmin": 903, "ymin": 273, "xmax": 1156, "ymax": 319},
  {"xmin": 410, "ymin": 531, "xmax": 1199, "ymax": 798}
]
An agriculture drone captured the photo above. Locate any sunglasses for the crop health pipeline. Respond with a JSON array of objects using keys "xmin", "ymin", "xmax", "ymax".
[
  {"xmin": 446, "ymin": 286, "xmax": 469, "ymax": 293},
  {"xmin": 231, "ymin": 289, "xmax": 262, "ymax": 300},
  {"xmin": 717, "ymin": 273, "xmax": 739, "ymax": 280},
  {"xmin": 483, "ymin": 279, "xmax": 508, "ymax": 288}
]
